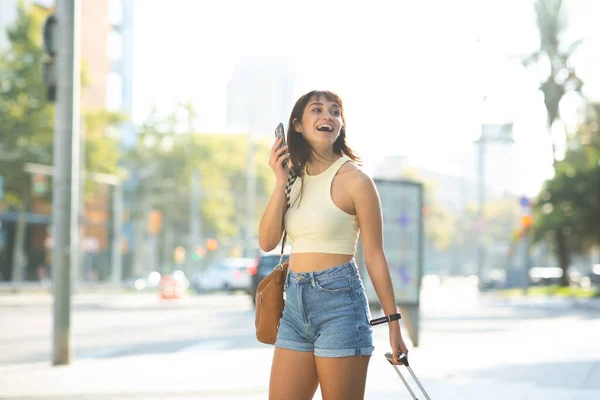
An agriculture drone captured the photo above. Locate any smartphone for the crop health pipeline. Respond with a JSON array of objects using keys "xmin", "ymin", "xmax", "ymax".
[{"xmin": 274, "ymin": 123, "xmax": 287, "ymax": 149}]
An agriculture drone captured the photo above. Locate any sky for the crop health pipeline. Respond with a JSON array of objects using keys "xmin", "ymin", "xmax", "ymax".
[{"xmin": 131, "ymin": 0, "xmax": 600, "ymax": 197}]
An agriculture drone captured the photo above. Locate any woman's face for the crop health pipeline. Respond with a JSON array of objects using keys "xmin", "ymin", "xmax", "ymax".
[{"xmin": 295, "ymin": 95, "xmax": 343, "ymax": 148}]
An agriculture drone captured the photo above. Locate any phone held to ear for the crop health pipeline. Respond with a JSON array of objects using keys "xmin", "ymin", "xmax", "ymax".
[
  {"xmin": 274, "ymin": 123, "xmax": 288, "ymax": 167},
  {"xmin": 274, "ymin": 123, "xmax": 286, "ymax": 149}
]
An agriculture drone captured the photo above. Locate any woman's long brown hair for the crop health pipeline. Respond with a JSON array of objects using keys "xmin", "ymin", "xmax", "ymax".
[
  {"xmin": 287, "ymin": 90, "xmax": 361, "ymax": 177},
  {"xmin": 285, "ymin": 90, "xmax": 361, "ymax": 207}
]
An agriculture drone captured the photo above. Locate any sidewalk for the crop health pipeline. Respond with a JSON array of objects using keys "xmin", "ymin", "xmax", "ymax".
[
  {"xmin": 1, "ymin": 334, "xmax": 599, "ymax": 400},
  {"xmin": 483, "ymin": 293, "xmax": 600, "ymax": 310},
  {"xmin": 1, "ymin": 287, "xmax": 598, "ymax": 399}
]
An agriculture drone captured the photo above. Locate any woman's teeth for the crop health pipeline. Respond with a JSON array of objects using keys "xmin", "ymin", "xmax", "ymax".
[{"xmin": 317, "ymin": 125, "xmax": 333, "ymax": 132}]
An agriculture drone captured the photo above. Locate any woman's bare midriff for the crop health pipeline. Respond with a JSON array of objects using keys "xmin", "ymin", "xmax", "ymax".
[{"xmin": 289, "ymin": 252, "xmax": 354, "ymax": 273}]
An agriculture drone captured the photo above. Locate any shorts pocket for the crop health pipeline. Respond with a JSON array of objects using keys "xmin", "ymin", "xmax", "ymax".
[
  {"xmin": 314, "ymin": 276, "xmax": 352, "ymax": 293},
  {"xmin": 353, "ymin": 279, "xmax": 372, "ymax": 321},
  {"xmin": 357, "ymin": 289, "xmax": 372, "ymax": 320}
]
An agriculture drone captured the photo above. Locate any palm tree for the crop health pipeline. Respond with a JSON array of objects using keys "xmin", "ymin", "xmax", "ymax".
[{"xmin": 522, "ymin": 0, "xmax": 585, "ymax": 286}]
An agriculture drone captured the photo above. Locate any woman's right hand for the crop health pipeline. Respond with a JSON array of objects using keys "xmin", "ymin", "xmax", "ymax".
[{"xmin": 269, "ymin": 138, "xmax": 289, "ymax": 184}]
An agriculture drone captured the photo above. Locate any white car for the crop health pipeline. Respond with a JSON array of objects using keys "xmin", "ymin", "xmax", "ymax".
[{"xmin": 192, "ymin": 258, "xmax": 257, "ymax": 293}]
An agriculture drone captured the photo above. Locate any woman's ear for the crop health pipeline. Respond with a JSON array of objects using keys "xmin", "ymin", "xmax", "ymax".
[{"xmin": 293, "ymin": 118, "xmax": 302, "ymax": 133}]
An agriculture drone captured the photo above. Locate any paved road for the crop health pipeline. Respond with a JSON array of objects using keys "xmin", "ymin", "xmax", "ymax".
[
  {"xmin": 0, "ymin": 281, "xmax": 599, "ymax": 399},
  {"xmin": 0, "ymin": 292, "xmax": 262, "ymax": 365}
]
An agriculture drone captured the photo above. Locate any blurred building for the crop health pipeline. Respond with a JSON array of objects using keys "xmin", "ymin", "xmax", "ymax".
[
  {"xmin": 79, "ymin": 0, "xmax": 136, "ymax": 281},
  {"xmin": 0, "ymin": 0, "xmax": 134, "ymax": 281},
  {"xmin": 226, "ymin": 55, "xmax": 295, "ymax": 135}
]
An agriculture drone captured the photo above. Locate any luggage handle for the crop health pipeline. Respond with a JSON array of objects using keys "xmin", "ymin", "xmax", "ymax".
[
  {"xmin": 384, "ymin": 352, "xmax": 431, "ymax": 400},
  {"xmin": 385, "ymin": 351, "xmax": 409, "ymax": 366}
]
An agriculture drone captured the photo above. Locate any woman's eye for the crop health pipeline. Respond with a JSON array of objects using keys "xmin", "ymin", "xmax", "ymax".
[
  {"xmin": 312, "ymin": 108, "xmax": 321, "ymax": 113},
  {"xmin": 332, "ymin": 110, "xmax": 341, "ymax": 117}
]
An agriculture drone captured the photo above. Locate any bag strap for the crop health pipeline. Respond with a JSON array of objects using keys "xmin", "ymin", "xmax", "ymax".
[{"xmin": 279, "ymin": 168, "xmax": 297, "ymax": 265}]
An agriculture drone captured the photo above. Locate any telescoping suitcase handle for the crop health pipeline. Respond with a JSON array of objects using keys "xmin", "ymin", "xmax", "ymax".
[{"xmin": 384, "ymin": 352, "xmax": 431, "ymax": 400}]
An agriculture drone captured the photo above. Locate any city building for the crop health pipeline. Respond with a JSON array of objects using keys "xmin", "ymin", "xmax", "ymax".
[{"xmin": 0, "ymin": 0, "xmax": 134, "ymax": 281}]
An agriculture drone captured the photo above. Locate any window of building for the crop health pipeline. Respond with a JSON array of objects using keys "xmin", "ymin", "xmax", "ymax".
[
  {"xmin": 106, "ymin": 72, "xmax": 123, "ymax": 111},
  {"xmin": 107, "ymin": 0, "xmax": 123, "ymax": 26},
  {"xmin": 107, "ymin": 29, "xmax": 123, "ymax": 61}
]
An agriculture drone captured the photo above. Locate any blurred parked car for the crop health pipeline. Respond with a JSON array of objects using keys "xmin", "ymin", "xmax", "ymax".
[
  {"xmin": 529, "ymin": 266, "xmax": 563, "ymax": 286},
  {"xmin": 191, "ymin": 257, "xmax": 256, "ymax": 293},
  {"xmin": 159, "ymin": 270, "xmax": 190, "ymax": 298},
  {"xmin": 479, "ymin": 268, "xmax": 507, "ymax": 291},
  {"xmin": 591, "ymin": 264, "xmax": 600, "ymax": 285},
  {"xmin": 124, "ymin": 271, "xmax": 161, "ymax": 291},
  {"xmin": 578, "ymin": 264, "xmax": 600, "ymax": 288},
  {"xmin": 249, "ymin": 248, "xmax": 290, "ymax": 306}
]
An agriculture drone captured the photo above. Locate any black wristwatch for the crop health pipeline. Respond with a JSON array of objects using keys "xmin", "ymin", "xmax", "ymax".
[{"xmin": 369, "ymin": 313, "xmax": 401, "ymax": 326}]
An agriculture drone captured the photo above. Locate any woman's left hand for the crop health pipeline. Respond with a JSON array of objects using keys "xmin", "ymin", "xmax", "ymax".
[{"xmin": 389, "ymin": 321, "xmax": 409, "ymax": 365}]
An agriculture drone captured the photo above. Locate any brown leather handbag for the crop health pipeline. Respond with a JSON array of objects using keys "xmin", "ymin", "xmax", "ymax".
[
  {"xmin": 254, "ymin": 169, "xmax": 296, "ymax": 345},
  {"xmin": 254, "ymin": 245, "xmax": 289, "ymax": 344}
]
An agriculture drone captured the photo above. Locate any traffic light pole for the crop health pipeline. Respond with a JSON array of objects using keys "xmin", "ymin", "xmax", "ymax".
[
  {"xmin": 476, "ymin": 136, "xmax": 485, "ymax": 289},
  {"xmin": 519, "ymin": 197, "xmax": 533, "ymax": 294},
  {"xmin": 190, "ymin": 168, "xmax": 202, "ymax": 271},
  {"xmin": 246, "ymin": 135, "xmax": 256, "ymax": 257},
  {"xmin": 51, "ymin": 0, "xmax": 81, "ymax": 366},
  {"xmin": 111, "ymin": 184, "xmax": 124, "ymax": 287}
]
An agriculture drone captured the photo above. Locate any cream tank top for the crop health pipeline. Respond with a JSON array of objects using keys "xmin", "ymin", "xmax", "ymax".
[{"xmin": 284, "ymin": 156, "xmax": 360, "ymax": 255}]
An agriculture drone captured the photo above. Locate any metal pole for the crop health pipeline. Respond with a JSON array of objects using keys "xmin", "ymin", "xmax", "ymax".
[
  {"xmin": 476, "ymin": 136, "xmax": 485, "ymax": 289},
  {"xmin": 190, "ymin": 168, "xmax": 202, "ymax": 258},
  {"xmin": 52, "ymin": 0, "xmax": 80, "ymax": 366},
  {"xmin": 245, "ymin": 136, "xmax": 256, "ymax": 256},
  {"xmin": 111, "ymin": 184, "xmax": 123, "ymax": 287},
  {"xmin": 521, "ymin": 228, "xmax": 532, "ymax": 294},
  {"xmin": 11, "ymin": 200, "xmax": 27, "ymax": 281}
]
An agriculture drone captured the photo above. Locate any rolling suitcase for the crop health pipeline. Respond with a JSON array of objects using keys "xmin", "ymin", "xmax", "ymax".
[{"xmin": 384, "ymin": 352, "xmax": 432, "ymax": 400}]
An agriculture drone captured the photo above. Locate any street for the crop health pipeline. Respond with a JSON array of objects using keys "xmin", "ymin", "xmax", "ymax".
[
  {"xmin": 0, "ymin": 292, "xmax": 262, "ymax": 365},
  {"xmin": 1, "ymin": 280, "xmax": 599, "ymax": 399}
]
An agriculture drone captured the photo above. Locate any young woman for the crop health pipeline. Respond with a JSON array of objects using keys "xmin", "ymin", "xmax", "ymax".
[{"xmin": 259, "ymin": 90, "xmax": 408, "ymax": 400}]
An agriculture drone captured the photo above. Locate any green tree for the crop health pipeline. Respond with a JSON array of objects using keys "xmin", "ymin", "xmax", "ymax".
[
  {"xmin": 82, "ymin": 109, "xmax": 125, "ymax": 198},
  {"xmin": 0, "ymin": 3, "xmax": 125, "ymax": 204},
  {"xmin": 534, "ymin": 103, "xmax": 600, "ymax": 258},
  {"xmin": 0, "ymin": 2, "xmax": 127, "ymax": 280},
  {"xmin": 0, "ymin": 2, "xmax": 53, "ymax": 208},
  {"xmin": 0, "ymin": 3, "xmax": 53, "ymax": 281},
  {"xmin": 125, "ymin": 102, "xmax": 276, "ymax": 267},
  {"xmin": 522, "ymin": 0, "xmax": 586, "ymax": 285}
]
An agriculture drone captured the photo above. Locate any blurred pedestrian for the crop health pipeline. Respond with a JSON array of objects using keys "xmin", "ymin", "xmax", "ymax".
[{"xmin": 259, "ymin": 90, "xmax": 409, "ymax": 400}]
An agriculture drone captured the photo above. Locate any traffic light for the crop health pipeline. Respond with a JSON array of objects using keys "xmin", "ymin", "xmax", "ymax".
[
  {"xmin": 520, "ymin": 214, "xmax": 533, "ymax": 228},
  {"xmin": 206, "ymin": 238, "xmax": 219, "ymax": 252},
  {"xmin": 147, "ymin": 210, "xmax": 162, "ymax": 234},
  {"xmin": 191, "ymin": 246, "xmax": 206, "ymax": 261},
  {"xmin": 173, "ymin": 246, "xmax": 186, "ymax": 264},
  {"xmin": 32, "ymin": 174, "xmax": 48, "ymax": 195},
  {"xmin": 42, "ymin": 14, "xmax": 57, "ymax": 102}
]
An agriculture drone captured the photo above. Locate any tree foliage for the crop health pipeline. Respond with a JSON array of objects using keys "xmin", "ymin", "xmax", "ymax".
[
  {"xmin": 522, "ymin": 0, "xmax": 587, "ymax": 285},
  {"xmin": 533, "ymin": 103, "xmax": 600, "ymax": 253},
  {"xmin": 0, "ymin": 3, "xmax": 53, "ymax": 206},
  {"xmin": 126, "ymin": 102, "xmax": 277, "ymax": 243},
  {"xmin": 0, "ymin": 3, "xmax": 125, "ymax": 206}
]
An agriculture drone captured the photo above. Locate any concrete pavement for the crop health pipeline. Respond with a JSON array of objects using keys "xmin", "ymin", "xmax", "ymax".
[
  {"xmin": 0, "ymin": 337, "xmax": 599, "ymax": 399},
  {"xmin": 1, "ymin": 283, "xmax": 599, "ymax": 399},
  {"xmin": 1, "ymin": 318, "xmax": 599, "ymax": 399}
]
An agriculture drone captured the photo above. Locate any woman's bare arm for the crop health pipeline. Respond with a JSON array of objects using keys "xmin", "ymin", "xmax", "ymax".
[{"xmin": 258, "ymin": 139, "xmax": 289, "ymax": 252}]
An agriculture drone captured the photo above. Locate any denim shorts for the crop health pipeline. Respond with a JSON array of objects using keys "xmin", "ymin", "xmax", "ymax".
[{"xmin": 274, "ymin": 259, "xmax": 374, "ymax": 358}]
